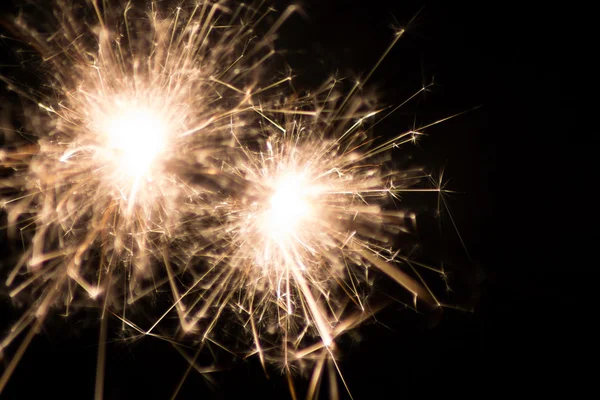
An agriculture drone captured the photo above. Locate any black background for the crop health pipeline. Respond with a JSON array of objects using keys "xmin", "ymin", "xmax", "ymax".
[{"xmin": 1, "ymin": 0, "xmax": 570, "ymax": 399}]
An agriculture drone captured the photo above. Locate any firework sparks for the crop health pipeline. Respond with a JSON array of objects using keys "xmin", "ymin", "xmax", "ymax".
[
  {"xmin": 0, "ymin": 1, "xmax": 470, "ymax": 398},
  {"xmin": 162, "ymin": 75, "xmax": 450, "ymax": 397},
  {"xmin": 0, "ymin": 0, "xmax": 294, "ymax": 393}
]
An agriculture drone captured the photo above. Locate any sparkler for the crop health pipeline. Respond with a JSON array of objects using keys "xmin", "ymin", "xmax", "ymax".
[
  {"xmin": 162, "ymin": 75, "xmax": 456, "ymax": 397},
  {"xmin": 0, "ymin": 0, "xmax": 295, "ymax": 394}
]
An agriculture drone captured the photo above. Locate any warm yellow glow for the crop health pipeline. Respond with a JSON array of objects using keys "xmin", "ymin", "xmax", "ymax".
[
  {"xmin": 103, "ymin": 107, "xmax": 167, "ymax": 177},
  {"xmin": 264, "ymin": 173, "xmax": 312, "ymax": 238}
]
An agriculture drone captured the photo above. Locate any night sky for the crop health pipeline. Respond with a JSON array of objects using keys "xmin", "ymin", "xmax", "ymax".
[{"xmin": 1, "ymin": 1, "xmax": 569, "ymax": 399}]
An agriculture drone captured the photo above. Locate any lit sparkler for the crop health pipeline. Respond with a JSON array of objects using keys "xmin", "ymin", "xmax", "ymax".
[
  {"xmin": 0, "ymin": 0, "xmax": 295, "ymax": 393},
  {"xmin": 166, "ymin": 75, "xmax": 453, "ymax": 397}
]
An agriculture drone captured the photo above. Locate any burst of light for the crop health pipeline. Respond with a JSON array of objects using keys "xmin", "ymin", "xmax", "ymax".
[
  {"xmin": 262, "ymin": 172, "xmax": 313, "ymax": 238},
  {"xmin": 166, "ymin": 79, "xmax": 448, "ymax": 394},
  {"xmin": 101, "ymin": 105, "xmax": 168, "ymax": 178}
]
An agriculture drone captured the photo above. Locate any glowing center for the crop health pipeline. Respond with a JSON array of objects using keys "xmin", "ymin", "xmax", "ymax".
[
  {"xmin": 104, "ymin": 108, "xmax": 167, "ymax": 177},
  {"xmin": 265, "ymin": 174, "xmax": 311, "ymax": 236}
]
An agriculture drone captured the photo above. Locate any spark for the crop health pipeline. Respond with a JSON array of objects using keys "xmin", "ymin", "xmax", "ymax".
[
  {"xmin": 99, "ymin": 105, "xmax": 167, "ymax": 178},
  {"xmin": 264, "ymin": 172, "xmax": 313, "ymax": 239},
  {"xmin": 167, "ymin": 79, "xmax": 449, "ymax": 397}
]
